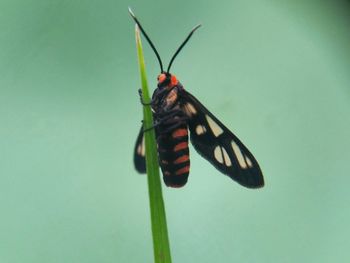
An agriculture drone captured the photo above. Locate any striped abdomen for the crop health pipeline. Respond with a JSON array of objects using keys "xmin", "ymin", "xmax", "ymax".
[{"xmin": 157, "ymin": 124, "xmax": 190, "ymax": 187}]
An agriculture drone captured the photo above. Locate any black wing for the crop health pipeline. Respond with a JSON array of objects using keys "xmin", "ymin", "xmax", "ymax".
[
  {"xmin": 133, "ymin": 126, "xmax": 146, "ymax": 173},
  {"xmin": 181, "ymin": 91, "xmax": 264, "ymax": 188}
]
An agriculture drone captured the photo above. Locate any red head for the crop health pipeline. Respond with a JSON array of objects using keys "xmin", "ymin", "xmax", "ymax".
[{"xmin": 157, "ymin": 73, "xmax": 178, "ymax": 88}]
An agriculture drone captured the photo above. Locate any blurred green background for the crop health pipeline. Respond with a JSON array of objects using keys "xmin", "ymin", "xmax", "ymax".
[{"xmin": 1, "ymin": 0, "xmax": 350, "ymax": 262}]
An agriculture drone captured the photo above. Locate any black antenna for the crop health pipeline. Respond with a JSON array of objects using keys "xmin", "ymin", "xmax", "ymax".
[
  {"xmin": 128, "ymin": 8, "xmax": 164, "ymax": 73},
  {"xmin": 167, "ymin": 24, "xmax": 201, "ymax": 73}
]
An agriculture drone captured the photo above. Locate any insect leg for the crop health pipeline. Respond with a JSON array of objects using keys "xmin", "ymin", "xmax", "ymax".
[
  {"xmin": 142, "ymin": 120, "xmax": 162, "ymax": 132},
  {"xmin": 138, "ymin": 89, "xmax": 155, "ymax": 106}
]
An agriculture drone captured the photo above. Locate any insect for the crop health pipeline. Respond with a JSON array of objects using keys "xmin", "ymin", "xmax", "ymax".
[{"xmin": 130, "ymin": 9, "xmax": 264, "ymax": 188}]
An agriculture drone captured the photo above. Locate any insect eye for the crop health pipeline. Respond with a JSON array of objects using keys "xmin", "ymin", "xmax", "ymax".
[
  {"xmin": 158, "ymin": 73, "xmax": 166, "ymax": 83},
  {"xmin": 171, "ymin": 75, "xmax": 178, "ymax": 86}
]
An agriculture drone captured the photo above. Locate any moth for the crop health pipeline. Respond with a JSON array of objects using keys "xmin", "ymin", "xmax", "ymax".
[{"xmin": 130, "ymin": 9, "xmax": 264, "ymax": 188}]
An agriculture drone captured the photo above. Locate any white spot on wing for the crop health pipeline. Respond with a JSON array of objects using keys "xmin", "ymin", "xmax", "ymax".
[
  {"xmin": 205, "ymin": 115, "xmax": 223, "ymax": 137},
  {"xmin": 137, "ymin": 145, "xmax": 142, "ymax": 155},
  {"xmin": 184, "ymin": 103, "xmax": 197, "ymax": 116},
  {"xmin": 222, "ymin": 147, "xmax": 232, "ymax": 166},
  {"xmin": 214, "ymin": 146, "xmax": 223, "ymax": 164},
  {"xmin": 195, "ymin": 125, "xmax": 206, "ymax": 135},
  {"xmin": 245, "ymin": 156, "xmax": 253, "ymax": 167},
  {"xmin": 140, "ymin": 136, "xmax": 145, "ymax": 156},
  {"xmin": 214, "ymin": 146, "xmax": 232, "ymax": 167},
  {"xmin": 231, "ymin": 141, "xmax": 248, "ymax": 169}
]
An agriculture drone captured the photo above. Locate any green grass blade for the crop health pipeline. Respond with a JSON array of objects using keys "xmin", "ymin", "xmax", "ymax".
[{"xmin": 134, "ymin": 25, "xmax": 172, "ymax": 263}]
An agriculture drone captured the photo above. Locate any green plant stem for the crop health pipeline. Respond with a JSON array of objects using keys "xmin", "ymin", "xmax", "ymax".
[{"xmin": 134, "ymin": 25, "xmax": 172, "ymax": 263}]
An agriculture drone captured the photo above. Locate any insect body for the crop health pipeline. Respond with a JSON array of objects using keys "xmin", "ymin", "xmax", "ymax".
[
  {"xmin": 150, "ymin": 74, "xmax": 190, "ymax": 187},
  {"xmin": 130, "ymin": 9, "xmax": 264, "ymax": 188}
]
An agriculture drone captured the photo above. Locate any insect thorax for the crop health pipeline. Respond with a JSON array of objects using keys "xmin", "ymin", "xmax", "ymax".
[{"xmin": 152, "ymin": 83, "xmax": 184, "ymax": 114}]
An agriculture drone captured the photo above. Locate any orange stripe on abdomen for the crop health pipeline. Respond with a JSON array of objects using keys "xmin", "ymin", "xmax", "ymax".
[
  {"xmin": 175, "ymin": 166, "xmax": 190, "ymax": 175},
  {"xmin": 174, "ymin": 155, "xmax": 189, "ymax": 164},
  {"xmin": 172, "ymin": 128, "xmax": 188, "ymax": 138},
  {"xmin": 174, "ymin": 142, "xmax": 188, "ymax": 152}
]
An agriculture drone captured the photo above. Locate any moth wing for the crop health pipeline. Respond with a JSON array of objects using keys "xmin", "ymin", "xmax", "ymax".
[
  {"xmin": 133, "ymin": 126, "xmax": 146, "ymax": 173},
  {"xmin": 181, "ymin": 91, "xmax": 264, "ymax": 188}
]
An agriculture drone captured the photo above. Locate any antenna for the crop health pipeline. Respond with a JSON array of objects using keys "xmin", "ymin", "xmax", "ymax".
[
  {"xmin": 128, "ymin": 8, "xmax": 164, "ymax": 72},
  {"xmin": 167, "ymin": 24, "xmax": 201, "ymax": 73}
]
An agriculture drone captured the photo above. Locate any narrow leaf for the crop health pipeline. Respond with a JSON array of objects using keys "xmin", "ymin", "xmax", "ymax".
[{"xmin": 134, "ymin": 24, "xmax": 172, "ymax": 263}]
